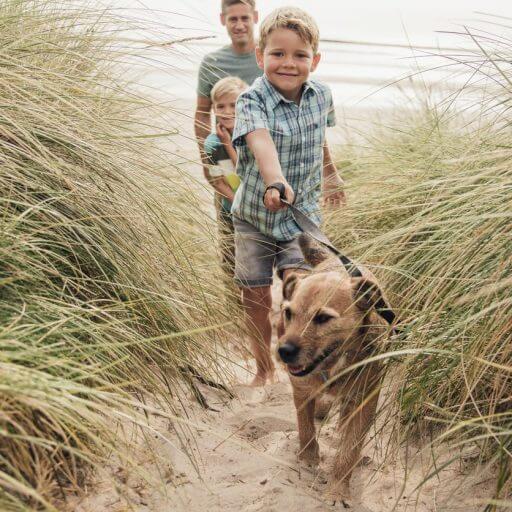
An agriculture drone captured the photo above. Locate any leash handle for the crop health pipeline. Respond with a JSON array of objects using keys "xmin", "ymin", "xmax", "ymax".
[{"xmin": 263, "ymin": 182, "xmax": 288, "ymax": 205}]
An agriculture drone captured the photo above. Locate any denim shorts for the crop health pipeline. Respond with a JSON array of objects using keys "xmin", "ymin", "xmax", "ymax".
[{"xmin": 233, "ymin": 217, "xmax": 310, "ymax": 288}]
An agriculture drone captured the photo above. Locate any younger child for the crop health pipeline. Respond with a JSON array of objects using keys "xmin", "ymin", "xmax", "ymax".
[
  {"xmin": 204, "ymin": 76, "xmax": 248, "ymax": 279},
  {"xmin": 231, "ymin": 7, "xmax": 345, "ymax": 386}
]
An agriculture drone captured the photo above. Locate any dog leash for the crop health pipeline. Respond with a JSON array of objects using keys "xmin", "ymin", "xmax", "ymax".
[{"xmin": 264, "ymin": 182, "xmax": 399, "ymax": 331}]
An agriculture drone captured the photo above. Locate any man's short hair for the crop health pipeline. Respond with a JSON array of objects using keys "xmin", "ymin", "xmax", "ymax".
[
  {"xmin": 210, "ymin": 76, "xmax": 248, "ymax": 103},
  {"xmin": 221, "ymin": 0, "xmax": 255, "ymax": 13},
  {"xmin": 259, "ymin": 7, "xmax": 320, "ymax": 54}
]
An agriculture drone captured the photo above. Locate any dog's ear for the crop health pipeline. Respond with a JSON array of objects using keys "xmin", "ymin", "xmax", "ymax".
[
  {"xmin": 298, "ymin": 233, "xmax": 334, "ymax": 267},
  {"xmin": 351, "ymin": 277, "xmax": 384, "ymax": 312},
  {"xmin": 282, "ymin": 272, "xmax": 302, "ymax": 300}
]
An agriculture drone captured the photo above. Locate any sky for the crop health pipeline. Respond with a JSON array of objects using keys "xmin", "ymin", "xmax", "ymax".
[
  {"xmin": 129, "ymin": 0, "xmax": 511, "ymax": 47},
  {"xmin": 119, "ymin": 1, "xmax": 512, "ymax": 107}
]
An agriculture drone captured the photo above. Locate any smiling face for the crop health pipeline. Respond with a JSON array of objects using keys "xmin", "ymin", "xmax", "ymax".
[
  {"xmin": 276, "ymin": 272, "xmax": 372, "ymax": 378},
  {"xmin": 256, "ymin": 28, "xmax": 321, "ymax": 103},
  {"xmin": 221, "ymin": 3, "xmax": 258, "ymax": 51},
  {"xmin": 213, "ymin": 91, "xmax": 238, "ymax": 132}
]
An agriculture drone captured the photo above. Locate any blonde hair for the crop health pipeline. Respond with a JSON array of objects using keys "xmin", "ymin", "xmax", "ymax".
[
  {"xmin": 210, "ymin": 76, "xmax": 248, "ymax": 103},
  {"xmin": 221, "ymin": 0, "xmax": 255, "ymax": 13},
  {"xmin": 259, "ymin": 7, "xmax": 320, "ymax": 54}
]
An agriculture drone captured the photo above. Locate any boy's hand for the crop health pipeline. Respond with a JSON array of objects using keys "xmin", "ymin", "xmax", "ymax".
[
  {"xmin": 322, "ymin": 173, "xmax": 346, "ymax": 208},
  {"xmin": 264, "ymin": 181, "xmax": 295, "ymax": 212},
  {"xmin": 216, "ymin": 123, "xmax": 232, "ymax": 146}
]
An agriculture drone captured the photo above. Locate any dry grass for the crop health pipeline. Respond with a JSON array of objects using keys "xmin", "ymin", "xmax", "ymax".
[
  {"xmin": 0, "ymin": 1, "xmax": 238, "ymax": 509},
  {"xmin": 327, "ymin": 27, "xmax": 512, "ymax": 507}
]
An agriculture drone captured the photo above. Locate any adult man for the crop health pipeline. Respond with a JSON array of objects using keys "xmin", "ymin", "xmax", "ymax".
[
  {"xmin": 194, "ymin": 0, "xmax": 262, "ymax": 195},
  {"xmin": 194, "ymin": 0, "xmax": 262, "ymax": 290}
]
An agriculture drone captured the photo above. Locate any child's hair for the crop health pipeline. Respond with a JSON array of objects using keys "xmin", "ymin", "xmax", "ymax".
[
  {"xmin": 259, "ymin": 7, "xmax": 320, "ymax": 54},
  {"xmin": 221, "ymin": 0, "xmax": 255, "ymax": 13},
  {"xmin": 210, "ymin": 76, "xmax": 248, "ymax": 103}
]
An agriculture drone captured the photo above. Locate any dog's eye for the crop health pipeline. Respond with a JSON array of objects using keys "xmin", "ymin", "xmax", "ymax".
[
  {"xmin": 284, "ymin": 307, "xmax": 292, "ymax": 321},
  {"xmin": 313, "ymin": 313, "xmax": 333, "ymax": 325}
]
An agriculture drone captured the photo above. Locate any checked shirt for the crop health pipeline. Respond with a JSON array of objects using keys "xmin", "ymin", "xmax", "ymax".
[{"xmin": 231, "ymin": 75, "xmax": 336, "ymax": 242}]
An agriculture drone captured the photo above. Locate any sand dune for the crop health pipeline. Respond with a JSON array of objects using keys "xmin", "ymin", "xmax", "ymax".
[{"xmin": 65, "ymin": 125, "xmax": 494, "ymax": 511}]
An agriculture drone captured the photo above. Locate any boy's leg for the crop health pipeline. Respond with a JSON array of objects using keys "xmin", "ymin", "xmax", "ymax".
[
  {"xmin": 233, "ymin": 218, "xmax": 276, "ymax": 386},
  {"xmin": 241, "ymin": 285, "xmax": 275, "ymax": 386},
  {"xmin": 218, "ymin": 210, "xmax": 237, "ymax": 287},
  {"xmin": 216, "ymin": 196, "xmax": 243, "ymax": 310}
]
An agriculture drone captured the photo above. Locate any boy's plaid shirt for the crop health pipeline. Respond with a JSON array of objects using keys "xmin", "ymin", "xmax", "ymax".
[{"xmin": 231, "ymin": 75, "xmax": 336, "ymax": 242}]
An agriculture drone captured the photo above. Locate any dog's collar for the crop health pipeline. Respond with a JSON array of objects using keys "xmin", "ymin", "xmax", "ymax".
[
  {"xmin": 299, "ymin": 347, "xmax": 360, "ymax": 382},
  {"xmin": 290, "ymin": 342, "xmax": 341, "ymax": 378}
]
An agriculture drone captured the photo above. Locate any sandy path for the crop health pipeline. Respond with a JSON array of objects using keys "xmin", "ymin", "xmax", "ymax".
[
  {"xmin": 69, "ymin": 359, "xmax": 494, "ymax": 511},
  {"xmin": 69, "ymin": 282, "xmax": 493, "ymax": 512}
]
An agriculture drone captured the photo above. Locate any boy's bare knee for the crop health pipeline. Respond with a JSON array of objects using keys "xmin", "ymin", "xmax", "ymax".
[
  {"xmin": 242, "ymin": 287, "xmax": 272, "ymax": 317},
  {"xmin": 243, "ymin": 286, "xmax": 271, "ymax": 302}
]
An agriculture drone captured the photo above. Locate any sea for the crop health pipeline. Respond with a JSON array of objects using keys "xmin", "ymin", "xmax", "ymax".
[{"xmin": 122, "ymin": 0, "xmax": 511, "ymax": 112}]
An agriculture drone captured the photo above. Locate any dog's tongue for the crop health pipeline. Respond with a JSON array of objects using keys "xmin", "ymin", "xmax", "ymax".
[{"xmin": 288, "ymin": 365, "xmax": 304, "ymax": 374}]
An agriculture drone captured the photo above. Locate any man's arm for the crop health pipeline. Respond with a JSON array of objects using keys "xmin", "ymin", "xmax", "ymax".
[
  {"xmin": 246, "ymin": 129, "xmax": 294, "ymax": 212},
  {"xmin": 194, "ymin": 95, "xmax": 213, "ymax": 182},
  {"xmin": 322, "ymin": 142, "xmax": 346, "ymax": 206}
]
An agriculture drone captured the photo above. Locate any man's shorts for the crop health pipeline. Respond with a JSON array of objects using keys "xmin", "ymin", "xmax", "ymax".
[{"xmin": 233, "ymin": 217, "xmax": 310, "ymax": 288}]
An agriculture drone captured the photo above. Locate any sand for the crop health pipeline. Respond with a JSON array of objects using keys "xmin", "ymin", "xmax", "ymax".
[{"xmin": 67, "ymin": 281, "xmax": 494, "ymax": 512}]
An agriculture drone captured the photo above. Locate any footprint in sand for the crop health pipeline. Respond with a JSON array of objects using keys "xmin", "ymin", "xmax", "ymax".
[{"xmin": 229, "ymin": 413, "xmax": 296, "ymax": 441}]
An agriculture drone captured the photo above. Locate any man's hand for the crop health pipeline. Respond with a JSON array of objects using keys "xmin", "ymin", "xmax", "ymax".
[
  {"xmin": 322, "ymin": 173, "xmax": 346, "ymax": 208},
  {"xmin": 263, "ymin": 181, "xmax": 295, "ymax": 212}
]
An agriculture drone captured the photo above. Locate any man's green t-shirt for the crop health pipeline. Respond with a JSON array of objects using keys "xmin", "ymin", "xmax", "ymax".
[{"xmin": 197, "ymin": 45, "xmax": 262, "ymax": 98}]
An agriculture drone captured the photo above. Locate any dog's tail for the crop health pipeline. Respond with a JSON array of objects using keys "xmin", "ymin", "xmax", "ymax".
[{"xmin": 298, "ymin": 233, "xmax": 336, "ymax": 266}]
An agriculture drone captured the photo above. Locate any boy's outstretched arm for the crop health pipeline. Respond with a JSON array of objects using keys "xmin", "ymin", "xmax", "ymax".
[
  {"xmin": 322, "ymin": 142, "xmax": 346, "ymax": 207},
  {"xmin": 246, "ymin": 129, "xmax": 295, "ymax": 212}
]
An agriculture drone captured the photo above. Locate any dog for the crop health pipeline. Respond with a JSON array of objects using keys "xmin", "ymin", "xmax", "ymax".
[{"xmin": 276, "ymin": 234, "xmax": 391, "ymax": 506}]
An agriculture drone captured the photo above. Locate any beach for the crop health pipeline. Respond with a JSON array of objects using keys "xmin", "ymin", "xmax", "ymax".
[{"xmin": 67, "ymin": 280, "xmax": 494, "ymax": 511}]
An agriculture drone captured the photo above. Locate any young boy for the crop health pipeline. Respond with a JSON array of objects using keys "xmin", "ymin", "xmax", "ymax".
[
  {"xmin": 231, "ymin": 7, "xmax": 345, "ymax": 386},
  {"xmin": 204, "ymin": 76, "xmax": 248, "ymax": 278}
]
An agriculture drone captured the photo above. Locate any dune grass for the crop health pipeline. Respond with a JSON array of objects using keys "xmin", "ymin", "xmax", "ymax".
[
  {"xmin": 0, "ymin": 1, "xmax": 237, "ymax": 509},
  {"xmin": 3, "ymin": 0, "xmax": 511, "ymax": 509},
  {"xmin": 328, "ymin": 29, "xmax": 512, "ymax": 506}
]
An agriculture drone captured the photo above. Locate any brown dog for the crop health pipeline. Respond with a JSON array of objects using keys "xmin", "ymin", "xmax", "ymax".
[{"xmin": 276, "ymin": 234, "xmax": 391, "ymax": 506}]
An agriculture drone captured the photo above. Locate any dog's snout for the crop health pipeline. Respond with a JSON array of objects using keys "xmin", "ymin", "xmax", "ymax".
[{"xmin": 278, "ymin": 342, "xmax": 300, "ymax": 363}]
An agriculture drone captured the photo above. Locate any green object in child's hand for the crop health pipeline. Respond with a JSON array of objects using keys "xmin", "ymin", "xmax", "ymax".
[{"xmin": 225, "ymin": 173, "xmax": 240, "ymax": 191}]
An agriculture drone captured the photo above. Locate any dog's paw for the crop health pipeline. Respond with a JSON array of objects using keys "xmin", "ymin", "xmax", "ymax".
[
  {"xmin": 325, "ymin": 481, "xmax": 352, "ymax": 509},
  {"xmin": 298, "ymin": 441, "xmax": 320, "ymax": 467}
]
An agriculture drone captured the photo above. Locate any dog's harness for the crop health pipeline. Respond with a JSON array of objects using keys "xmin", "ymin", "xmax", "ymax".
[{"xmin": 264, "ymin": 182, "xmax": 400, "ymax": 332}]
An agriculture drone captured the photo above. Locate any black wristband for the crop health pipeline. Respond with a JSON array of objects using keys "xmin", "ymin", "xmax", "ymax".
[{"xmin": 263, "ymin": 182, "xmax": 286, "ymax": 205}]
